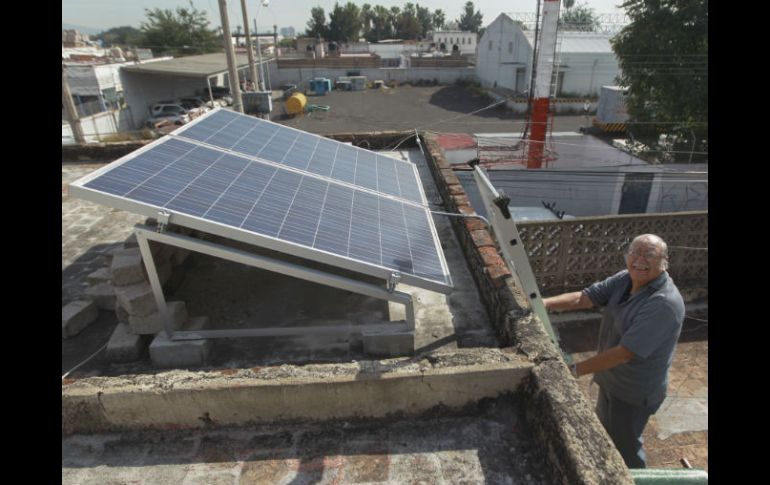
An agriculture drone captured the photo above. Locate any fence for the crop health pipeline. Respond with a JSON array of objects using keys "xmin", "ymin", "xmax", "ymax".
[
  {"xmin": 62, "ymin": 108, "xmax": 136, "ymax": 145},
  {"xmin": 516, "ymin": 211, "xmax": 708, "ymax": 295}
]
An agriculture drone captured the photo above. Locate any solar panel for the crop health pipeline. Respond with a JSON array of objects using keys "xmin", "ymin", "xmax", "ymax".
[
  {"xmin": 173, "ymin": 109, "xmax": 424, "ymax": 204},
  {"xmin": 71, "ymin": 116, "xmax": 452, "ymax": 293}
]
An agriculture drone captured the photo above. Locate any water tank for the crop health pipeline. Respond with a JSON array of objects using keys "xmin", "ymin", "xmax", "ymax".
[
  {"xmin": 596, "ymin": 86, "xmax": 629, "ymax": 124},
  {"xmin": 286, "ymin": 92, "xmax": 307, "ymax": 115}
]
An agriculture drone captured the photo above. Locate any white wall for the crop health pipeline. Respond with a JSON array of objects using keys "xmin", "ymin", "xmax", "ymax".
[
  {"xmin": 558, "ymin": 53, "xmax": 619, "ymax": 96},
  {"xmin": 369, "ymin": 43, "xmax": 423, "ymax": 59},
  {"xmin": 457, "ymin": 166, "xmax": 707, "ymax": 218},
  {"xmin": 432, "ymin": 31, "xmax": 477, "ymax": 55},
  {"xmin": 273, "ymin": 66, "xmax": 476, "ymax": 87},
  {"xmin": 475, "ymin": 15, "xmax": 531, "ymax": 93},
  {"xmin": 62, "ymin": 109, "xmax": 135, "ymax": 145},
  {"xmin": 477, "ymin": 15, "xmax": 621, "ymax": 97}
]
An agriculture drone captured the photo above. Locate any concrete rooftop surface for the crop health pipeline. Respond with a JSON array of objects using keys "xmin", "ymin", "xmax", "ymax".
[{"xmin": 62, "ymin": 93, "xmax": 706, "ymax": 483}]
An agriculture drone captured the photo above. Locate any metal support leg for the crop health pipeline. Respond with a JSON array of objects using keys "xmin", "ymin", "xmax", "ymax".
[
  {"xmin": 134, "ymin": 224, "xmax": 415, "ymax": 341},
  {"xmin": 135, "ymin": 229, "xmax": 173, "ymax": 337}
]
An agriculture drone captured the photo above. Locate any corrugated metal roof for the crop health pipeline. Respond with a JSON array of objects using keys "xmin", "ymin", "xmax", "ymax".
[
  {"xmin": 121, "ymin": 53, "xmax": 252, "ymax": 77},
  {"xmin": 523, "ymin": 31, "xmax": 614, "ymax": 54}
]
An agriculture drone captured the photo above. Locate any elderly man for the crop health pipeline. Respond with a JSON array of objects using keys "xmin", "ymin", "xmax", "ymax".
[{"xmin": 543, "ymin": 234, "xmax": 684, "ymax": 468}]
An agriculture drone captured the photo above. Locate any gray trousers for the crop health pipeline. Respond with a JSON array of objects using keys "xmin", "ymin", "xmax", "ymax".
[{"xmin": 595, "ymin": 386, "xmax": 663, "ymax": 468}]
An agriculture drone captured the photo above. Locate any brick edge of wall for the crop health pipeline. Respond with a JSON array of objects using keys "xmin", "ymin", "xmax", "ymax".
[{"xmin": 421, "ymin": 132, "xmax": 634, "ymax": 485}]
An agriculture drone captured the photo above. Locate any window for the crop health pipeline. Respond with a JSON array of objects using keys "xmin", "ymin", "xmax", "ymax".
[
  {"xmin": 489, "ymin": 40, "xmax": 492, "ymax": 51},
  {"xmin": 462, "ymin": 38, "xmax": 465, "ymax": 45},
  {"xmin": 508, "ymin": 41, "xmax": 513, "ymax": 54}
]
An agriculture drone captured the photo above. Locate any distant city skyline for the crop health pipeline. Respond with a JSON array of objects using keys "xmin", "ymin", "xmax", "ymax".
[{"xmin": 62, "ymin": 0, "xmax": 626, "ymax": 35}]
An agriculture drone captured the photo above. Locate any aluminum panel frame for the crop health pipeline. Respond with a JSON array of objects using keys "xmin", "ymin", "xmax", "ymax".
[
  {"xmin": 69, "ymin": 115, "xmax": 453, "ymax": 293},
  {"xmin": 134, "ymin": 225, "xmax": 416, "ymax": 341}
]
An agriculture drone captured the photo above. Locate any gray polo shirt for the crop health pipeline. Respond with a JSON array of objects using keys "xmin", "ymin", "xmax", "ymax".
[{"xmin": 583, "ymin": 270, "xmax": 684, "ymax": 407}]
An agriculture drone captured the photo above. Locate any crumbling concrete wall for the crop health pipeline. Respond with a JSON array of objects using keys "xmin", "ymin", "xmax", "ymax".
[
  {"xmin": 62, "ymin": 140, "xmax": 150, "ymax": 162},
  {"xmin": 421, "ymin": 132, "xmax": 635, "ymax": 485}
]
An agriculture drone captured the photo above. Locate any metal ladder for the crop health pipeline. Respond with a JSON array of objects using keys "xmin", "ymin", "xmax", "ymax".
[{"xmin": 470, "ymin": 161, "xmax": 571, "ymax": 365}]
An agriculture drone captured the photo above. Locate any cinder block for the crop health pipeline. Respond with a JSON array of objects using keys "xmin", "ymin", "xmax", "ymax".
[
  {"xmin": 110, "ymin": 248, "xmax": 146, "ymax": 286},
  {"xmin": 84, "ymin": 282, "xmax": 116, "ymax": 311},
  {"xmin": 102, "ymin": 246, "xmax": 124, "ymax": 265},
  {"xmin": 362, "ymin": 331, "xmax": 414, "ymax": 357},
  {"xmin": 115, "ymin": 304, "xmax": 129, "ymax": 323},
  {"xmin": 62, "ymin": 300, "xmax": 98, "ymax": 339},
  {"xmin": 106, "ymin": 323, "xmax": 147, "ymax": 362},
  {"xmin": 149, "ymin": 317, "xmax": 211, "ymax": 368},
  {"xmin": 85, "ymin": 267, "xmax": 111, "ymax": 286},
  {"xmin": 114, "ymin": 282, "xmax": 157, "ymax": 317},
  {"xmin": 128, "ymin": 301, "xmax": 188, "ymax": 335}
]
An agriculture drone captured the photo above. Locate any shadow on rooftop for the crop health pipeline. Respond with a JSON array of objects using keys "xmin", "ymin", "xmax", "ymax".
[
  {"xmin": 62, "ymin": 393, "xmax": 549, "ymax": 483},
  {"xmin": 428, "ymin": 85, "xmax": 521, "ymax": 120}
]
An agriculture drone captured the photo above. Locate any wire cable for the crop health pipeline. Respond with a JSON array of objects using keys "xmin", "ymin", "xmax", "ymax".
[
  {"xmin": 62, "ymin": 341, "xmax": 108, "ymax": 381},
  {"xmin": 430, "ymin": 210, "xmax": 489, "ymax": 226}
]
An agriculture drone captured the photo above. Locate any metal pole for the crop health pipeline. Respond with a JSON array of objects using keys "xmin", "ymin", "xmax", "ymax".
[
  {"xmin": 206, "ymin": 76, "xmax": 215, "ymax": 108},
  {"xmin": 62, "ymin": 65, "xmax": 86, "ymax": 144},
  {"xmin": 255, "ymin": 17, "xmax": 265, "ymax": 90},
  {"xmin": 217, "ymin": 0, "xmax": 244, "ymax": 113},
  {"xmin": 239, "ymin": 0, "xmax": 259, "ymax": 90}
]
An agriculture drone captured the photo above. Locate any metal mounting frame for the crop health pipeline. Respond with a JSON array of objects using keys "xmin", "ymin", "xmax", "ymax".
[
  {"xmin": 134, "ymin": 224, "xmax": 415, "ymax": 341},
  {"xmin": 470, "ymin": 164, "xmax": 572, "ymax": 365}
]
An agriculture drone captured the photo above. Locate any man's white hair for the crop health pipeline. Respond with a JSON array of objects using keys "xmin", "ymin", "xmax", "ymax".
[{"xmin": 629, "ymin": 234, "xmax": 669, "ymax": 270}]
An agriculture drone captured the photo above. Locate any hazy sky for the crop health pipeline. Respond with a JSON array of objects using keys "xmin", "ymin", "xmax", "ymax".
[{"xmin": 62, "ymin": 0, "xmax": 626, "ymax": 33}]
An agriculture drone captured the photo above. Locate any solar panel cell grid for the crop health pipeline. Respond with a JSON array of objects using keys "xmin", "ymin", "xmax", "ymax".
[
  {"xmin": 76, "ymin": 109, "xmax": 451, "ymax": 290},
  {"xmin": 174, "ymin": 109, "xmax": 424, "ymax": 203}
]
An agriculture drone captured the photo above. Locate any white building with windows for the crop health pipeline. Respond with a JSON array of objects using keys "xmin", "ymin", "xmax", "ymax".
[
  {"xmin": 430, "ymin": 30, "xmax": 477, "ymax": 55},
  {"xmin": 476, "ymin": 13, "xmax": 620, "ymax": 96}
]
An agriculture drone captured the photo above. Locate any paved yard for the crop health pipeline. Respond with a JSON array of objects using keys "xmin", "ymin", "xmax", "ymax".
[{"xmin": 273, "ymin": 84, "xmax": 587, "ymax": 135}]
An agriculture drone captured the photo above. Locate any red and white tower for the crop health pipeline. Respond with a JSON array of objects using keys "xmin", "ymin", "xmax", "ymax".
[{"xmin": 527, "ymin": 0, "xmax": 561, "ymax": 169}]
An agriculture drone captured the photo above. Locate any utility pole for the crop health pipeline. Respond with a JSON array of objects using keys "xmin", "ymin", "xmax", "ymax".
[
  {"xmin": 239, "ymin": 0, "xmax": 259, "ymax": 90},
  {"xmin": 62, "ymin": 65, "xmax": 86, "ymax": 144},
  {"xmin": 254, "ymin": 17, "xmax": 265, "ymax": 90},
  {"xmin": 217, "ymin": 0, "xmax": 244, "ymax": 113}
]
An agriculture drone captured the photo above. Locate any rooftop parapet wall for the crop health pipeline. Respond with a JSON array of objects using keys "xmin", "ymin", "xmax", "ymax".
[
  {"xmin": 420, "ymin": 132, "xmax": 635, "ymax": 485},
  {"xmin": 62, "ymin": 349, "xmax": 532, "ymax": 434},
  {"xmin": 278, "ymin": 57, "xmax": 382, "ymax": 69}
]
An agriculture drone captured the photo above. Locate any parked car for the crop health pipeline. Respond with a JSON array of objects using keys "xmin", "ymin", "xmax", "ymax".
[
  {"xmin": 179, "ymin": 96, "xmax": 215, "ymax": 112},
  {"xmin": 207, "ymin": 86, "xmax": 233, "ymax": 106},
  {"xmin": 145, "ymin": 103, "xmax": 190, "ymax": 128}
]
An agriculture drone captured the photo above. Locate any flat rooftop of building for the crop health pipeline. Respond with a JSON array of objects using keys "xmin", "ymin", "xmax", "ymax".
[
  {"xmin": 121, "ymin": 52, "xmax": 253, "ymax": 77},
  {"xmin": 273, "ymin": 84, "xmax": 588, "ymax": 135}
]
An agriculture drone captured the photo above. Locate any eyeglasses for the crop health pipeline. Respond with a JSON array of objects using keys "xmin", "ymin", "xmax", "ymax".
[{"xmin": 626, "ymin": 249, "xmax": 662, "ymax": 260}]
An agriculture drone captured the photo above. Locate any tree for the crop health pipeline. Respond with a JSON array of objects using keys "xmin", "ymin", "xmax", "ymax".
[
  {"xmin": 388, "ymin": 6, "xmax": 401, "ymax": 38},
  {"xmin": 394, "ymin": 3, "xmax": 421, "ymax": 40},
  {"xmin": 139, "ymin": 1, "xmax": 219, "ymax": 56},
  {"xmin": 94, "ymin": 26, "xmax": 143, "ymax": 47},
  {"xmin": 432, "ymin": 9, "xmax": 446, "ymax": 30},
  {"xmin": 361, "ymin": 4, "xmax": 374, "ymax": 41},
  {"xmin": 306, "ymin": 6, "xmax": 328, "ymax": 39},
  {"xmin": 416, "ymin": 4, "xmax": 433, "ymax": 39},
  {"xmin": 559, "ymin": 2, "xmax": 600, "ymax": 31},
  {"xmin": 370, "ymin": 5, "xmax": 393, "ymax": 41},
  {"xmin": 328, "ymin": 2, "xmax": 361, "ymax": 42},
  {"xmin": 457, "ymin": 1, "xmax": 483, "ymax": 33},
  {"xmin": 611, "ymin": 0, "xmax": 708, "ymax": 163}
]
